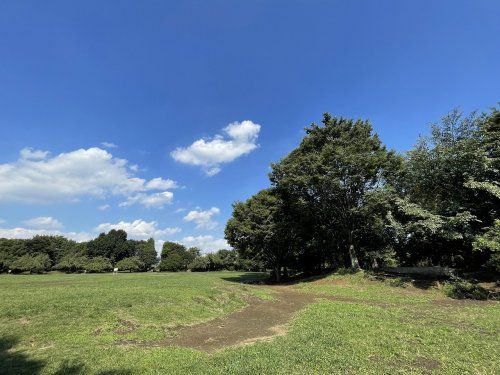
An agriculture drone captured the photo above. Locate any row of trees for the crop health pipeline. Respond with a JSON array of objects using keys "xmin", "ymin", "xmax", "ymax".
[
  {"xmin": 225, "ymin": 108, "xmax": 499, "ymax": 281},
  {"xmin": 159, "ymin": 241, "xmax": 263, "ymax": 272},
  {"xmin": 0, "ymin": 230, "xmax": 261, "ymax": 274},
  {"xmin": 0, "ymin": 230, "xmax": 158, "ymax": 273}
]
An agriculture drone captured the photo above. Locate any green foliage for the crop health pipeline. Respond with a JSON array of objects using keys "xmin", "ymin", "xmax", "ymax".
[
  {"xmin": 443, "ymin": 278, "xmax": 490, "ymax": 300},
  {"xmin": 189, "ymin": 249, "xmax": 263, "ymax": 272},
  {"xmin": 473, "ymin": 219, "xmax": 500, "ymax": 271},
  {"xmin": 116, "ymin": 256, "xmax": 144, "ymax": 272},
  {"xmin": 85, "ymin": 256, "xmax": 113, "ymax": 273},
  {"xmin": 269, "ymin": 114, "xmax": 396, "ymax": 269},
  {"xmin": 135, "ymin": 238, "xmax": 158, "ymax": 271},
  {"xmin": 9, "ymin": 253, "xmax": 51, "ymax": 274},
  {"xmin": 225, "ymin": 188, "xmax": 293, "ymax": 281},
  {"xmin": 87, "ymin": 230, "xmax": 134, "ymax": 263},
  {"xmin": 188, "ymin": 255, "xmax": 210, "ymax": 271},
  {"xmin": 159, "ymin": 241, "xmax": 197, "ymax": 271},
  {"xmin": 0, "ymin": 238, "xmax": 27, "ymax": 272},
  {"xmin": 159, "ymin": 252, "xmax": 184, "ymax": 272},
  {"xmin": 226, "ymin": 108, "xmax": 499, "ymax": 278},
  {"xmin": 54, "ymin": 254, "xmax": 89, "ymax": 273}
]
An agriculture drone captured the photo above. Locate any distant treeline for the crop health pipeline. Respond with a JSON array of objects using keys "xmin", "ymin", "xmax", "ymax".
[
  {"xmin": 225, "ymin": 108, "xmax": 500, "ymax": 281},
  {"xmin": 0, "ymin": 230, "xmax": 261, "ymax": 274}
]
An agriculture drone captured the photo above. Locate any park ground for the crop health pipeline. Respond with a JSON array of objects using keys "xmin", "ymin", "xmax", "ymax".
[{"xmin": 0, "ymin": 271, "xmax": 498, "ymax": 374}]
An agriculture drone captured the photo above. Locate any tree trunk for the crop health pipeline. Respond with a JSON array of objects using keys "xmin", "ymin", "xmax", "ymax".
[
  {"xmin": 348, "ymin": 244, "xmax": 360, "ymax": 270},
  {"xmin": 274, "ymin": 266, "xmax": 281, "ymax": 283}
]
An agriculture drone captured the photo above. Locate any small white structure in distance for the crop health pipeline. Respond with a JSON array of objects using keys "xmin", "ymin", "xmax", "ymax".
[{"xmin": 113, "ymin": 267, "xmax": 119, "ymax": 275}]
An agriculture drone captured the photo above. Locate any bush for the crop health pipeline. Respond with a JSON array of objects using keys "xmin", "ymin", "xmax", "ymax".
[
  {"xmin": 86, "ymin": 257, "xmax": 113, "ymax": 273},
  {"xmin": 10, "ymin": 254, "xmax": 51, "ymax": 274},
  {"xmin": 188, "ymin": 256, "xmax": 210, "ymax": 271},
  {"xmin": 159, "ymin": 253, "xmax": 184, "ymax": 271},
  {"xmin": 53, "ymin": 255, "xmax": 89, "ymax": 273},
  {"xmin": 444, "ymin": 278, "xmax": 489, "ymax": 300},
  {"xmin": 116, "ymin": 256, "xmax": 144, "ymax": 272}
]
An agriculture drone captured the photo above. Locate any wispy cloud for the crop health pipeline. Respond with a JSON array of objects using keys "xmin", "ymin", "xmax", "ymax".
[{"xmin": 101, "ymin": 141, "xmax": 117, "ymax": 148}]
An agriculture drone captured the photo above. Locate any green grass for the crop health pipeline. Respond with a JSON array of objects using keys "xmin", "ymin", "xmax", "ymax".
[{"xmin": 1, "ymin": 271, "xmax": 498, "ymax": 374}]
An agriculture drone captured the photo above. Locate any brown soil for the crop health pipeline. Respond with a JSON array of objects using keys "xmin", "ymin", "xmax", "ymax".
[
  {"xmin": 114, "ymin": 319, "xmax": 139, "ymax": 335},
  {"xmin": 156, "ymin": 286, "xmax": 317, "ymax": 352}
]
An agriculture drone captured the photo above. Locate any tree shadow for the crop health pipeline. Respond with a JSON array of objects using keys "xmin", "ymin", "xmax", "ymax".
[
  {"xmin": 221, "ymin": 271, "xmax": 332, "ymax": 285},
  {"xmin": 369, "ymin": 270, "xmax": 441, "ymax": 290},
  {"xmin": 0, "ymin": 336, "xmax": 44, "ymax": 375},
  {"xmin": 53, "ymin": 360, "xmax": 86, "ymax": 374},
  {"xmin": 221, "ymin": 272, "xmax": 268, "ymax": 284}
]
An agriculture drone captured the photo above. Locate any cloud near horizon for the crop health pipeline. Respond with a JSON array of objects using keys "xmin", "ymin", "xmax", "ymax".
[
  {"xmin": 171, "ymin": 120, "xmax": 261, "ymax": 176},
  {"xmin": 0, "ymin": 147, "xmax": 177, "ymax": 208},
  {"xmin": 23, "ymin": 216, "xmax": 63, "ymax": 230}
]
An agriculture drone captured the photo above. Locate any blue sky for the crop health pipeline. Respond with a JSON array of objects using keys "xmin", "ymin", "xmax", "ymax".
[{"xmin": 0, "ymin": 1, "xmax": 499, "ymax": 252}]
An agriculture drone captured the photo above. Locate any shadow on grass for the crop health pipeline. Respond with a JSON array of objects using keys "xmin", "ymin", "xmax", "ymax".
[
  {"xmin": 0, "ymin": 336, "xmax": 44, "ymax": 375},
  {"xmin": 0, "ymin": 338, "xmax": 133, "ymax": 375},
  {"xmin": 221, "ymin": 271, "xmax": 332, "ymax": 285}
]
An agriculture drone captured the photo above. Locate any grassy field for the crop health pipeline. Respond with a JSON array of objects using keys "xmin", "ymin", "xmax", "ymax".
[{"xmin": 0, "ymin": 271, "xmax": 498, "ymax": 374}]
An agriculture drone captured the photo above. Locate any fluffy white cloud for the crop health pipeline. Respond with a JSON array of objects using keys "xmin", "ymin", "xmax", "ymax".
[
  {"xmin": 119, "ymin": 191, "xmax": 174, "ymax": 208},
  {"xmin": 23, "ymin": 216, "xmax": 63, "ymax": 230},
  {"xmin": 101, "ymin": 142, "xmax": 117, "ymax": 148},
  {"xmin": 183, "ymin": 207, "xmax": 220, "ymax": 230},
  {"xmin": 180, "ymin": 235, "xmax": 230, "ymax": 253},
  {"xmin": 94, "ymin": 220, "xmax": 180, "ymax": 240},
  {"xmin": 98, "ymin": 204, "xmax": 110, "ymax": 210},
  {"xmin": 0, "ymin": 147, "xmax": 177, "ymax": 207},
  {"xmin": 171, "ymin": 120, "xmax": 261, "ymax": 176},
  {"xmin": 0, "ymin": 227, "xmax": 92, "ymax": 242}
]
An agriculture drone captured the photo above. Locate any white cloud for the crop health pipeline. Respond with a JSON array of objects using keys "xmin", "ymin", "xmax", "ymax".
[
  {"xmin": 144, "ymin": 177, "xmax": 178, "ymax": 190},
  {"xmin": 101, "ymin": 142, "xmax": 117, "ymax": 148},
  {"xmin": 171, "ymin": 120, "xmax": 261, "ymax": 175},
  {"xmin": 98, "ymin": 204, "xmax": 110, "ymax": 210},
  {"xmin": 23, "ymin": 216, "xmax": 63, "ymax": 230},
  {"xmin": 0, "ymin": 227, "xmax": 92, "ymax": 242},
  {"xmin": 0, "ymin": 147, "xmax": 177, "ymax": 208},
  {"xmin": 94, "ymin": 220, "xmax": 180, "ymax": 240},
  {"xmin": 183, "ymin": 207, "xmax": 220, "ymax": 230},
  {"xmin": 119, "ymin": 191, "xmax": 174, "ymax": 208},
  {"xmin": 20, "ymin": 147, "xmax": 50, "ymax": 160},
  {"xmin": 180, "ymin": 235, "xmax": 230, "ymax": 253}
]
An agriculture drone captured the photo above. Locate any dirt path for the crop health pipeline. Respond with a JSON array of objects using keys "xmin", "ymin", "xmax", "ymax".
[{"xmin": 159, "ymin": 286, "xmax": 317, "ymax": 352}]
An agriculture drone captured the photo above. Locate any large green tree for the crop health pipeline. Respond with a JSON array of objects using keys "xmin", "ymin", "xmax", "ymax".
[
  {"xmin": 270, "ymin": 114, "xmax": 396, "ymax": 269},
  {"xmin": 87, "ymin": 230, "xmax": 134, "ymax": 263},
  {"xmin": 135, "ymin": 238, "xmax": 158, "ymax": 270},
  {"xmin": 390, "ymin": 109, "xmax": 499, "ymax": 268}
]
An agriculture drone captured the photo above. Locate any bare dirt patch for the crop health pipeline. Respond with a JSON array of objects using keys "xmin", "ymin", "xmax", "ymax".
[
  {"xmin": 155, "ymin": 286, "xmax": 317, "ymax": 352},
  {"xmin": 114, "ymin": 319, "xmax": 139, "ymax": 335}
]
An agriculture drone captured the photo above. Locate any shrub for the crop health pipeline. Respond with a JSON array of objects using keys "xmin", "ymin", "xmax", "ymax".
[
  {"xmin": 444, "ymin": 278, "xmax": 489, "ymax": 300},
  {"xmin": 86, "ymin": 257, "xmax": 113, "ymax": 273},
  {"xmin": 159, "ymin": 253, "xmax": 184, "ymax": 271},
  {"xmin": 116, "ymin": 256, "xmax": 144, "ymax": 272},
  {"xmin": 53, "ymin": 255, "xmax": 89, "ymax": 273},
  {"xmin": 188, "ymin": 256, "xmax": 210, "ymax": 271},
  {"xmin": 10, "ymin": 254, "xmax": 51, "ymax": 274}
]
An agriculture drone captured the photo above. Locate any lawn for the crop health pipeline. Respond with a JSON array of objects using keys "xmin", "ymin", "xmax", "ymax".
[{"xmin": 0, "ymin": 271, "xmax": 498, "ymax": 374}]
